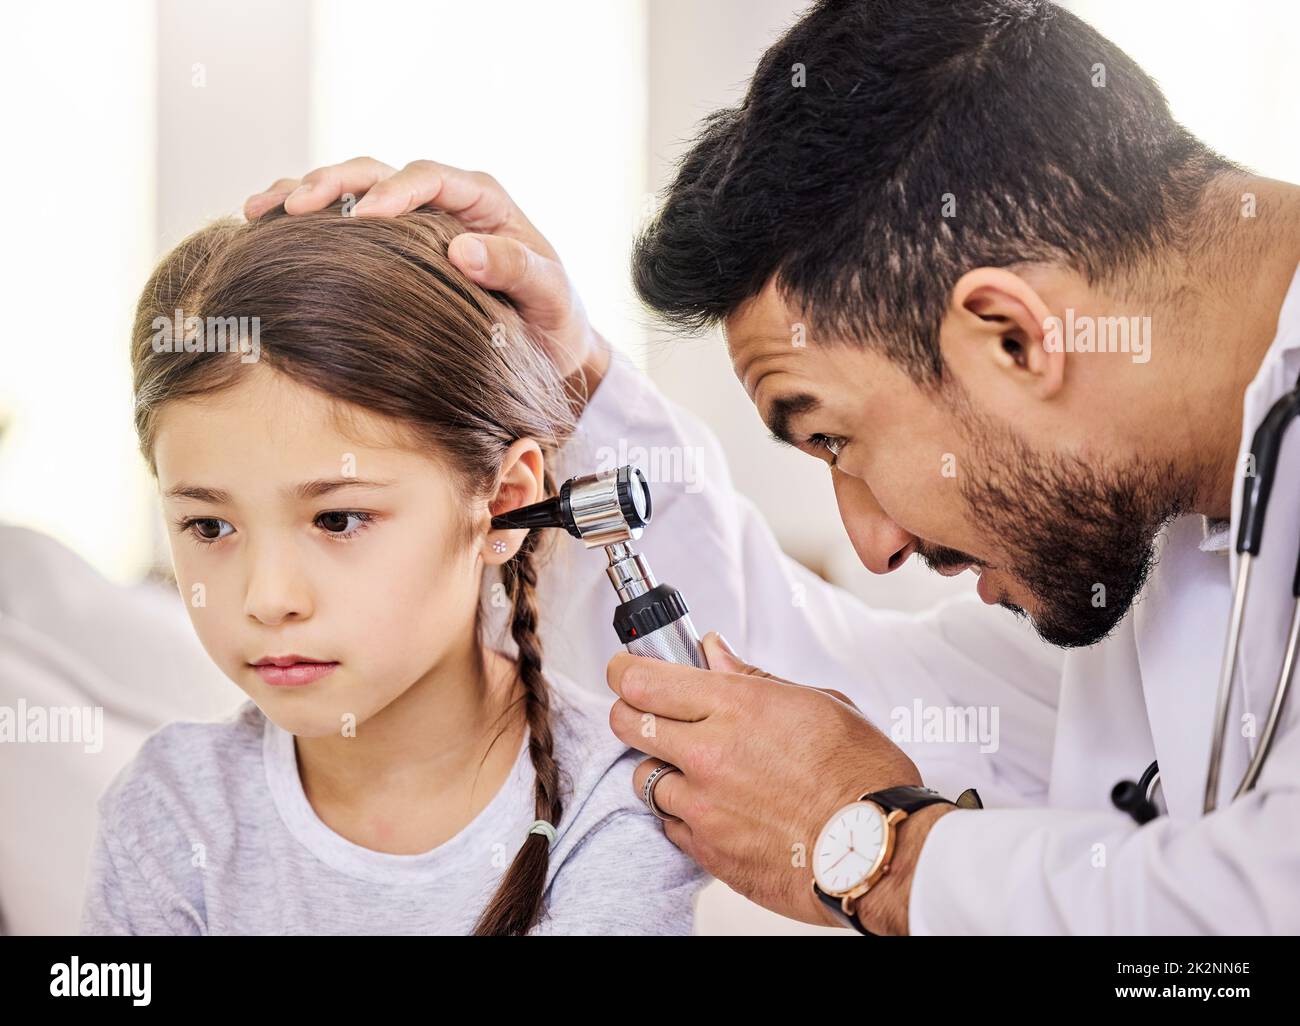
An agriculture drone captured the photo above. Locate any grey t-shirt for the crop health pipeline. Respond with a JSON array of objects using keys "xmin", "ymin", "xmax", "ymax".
[{"xmin": 79, "ymin": 666, "xmax": 709, "ymax": 935}]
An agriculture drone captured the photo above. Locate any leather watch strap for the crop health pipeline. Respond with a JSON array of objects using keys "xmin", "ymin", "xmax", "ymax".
[
  {"xmin": 813, "ymin": 882, "xmax": 876, "ymax": 936},
  {"xmin": 864, "ymin": 784, "xmax": 958, "ymax": 814}
]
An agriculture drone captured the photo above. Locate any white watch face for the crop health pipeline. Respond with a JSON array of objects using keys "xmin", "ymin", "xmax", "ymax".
[{"xmin": 813, "ymin": 801, "xmax": 887, "ymax": 895}]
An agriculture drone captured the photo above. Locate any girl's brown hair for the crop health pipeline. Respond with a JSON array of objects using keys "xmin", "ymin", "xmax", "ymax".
[{"xmin": 131, "ymin": 203, "xmax": 581, "ymax": 935}]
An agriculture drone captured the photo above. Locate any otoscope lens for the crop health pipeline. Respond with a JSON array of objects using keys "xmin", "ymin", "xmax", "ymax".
[{"xmin": 623, "ymin": 466, "xmax": 651, "ymax": 526}]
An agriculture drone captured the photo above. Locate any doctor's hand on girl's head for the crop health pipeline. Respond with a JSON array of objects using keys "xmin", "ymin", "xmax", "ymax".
[{"xmin": 243, "ymin": 156, "xmax": 611, "ymax": 397}]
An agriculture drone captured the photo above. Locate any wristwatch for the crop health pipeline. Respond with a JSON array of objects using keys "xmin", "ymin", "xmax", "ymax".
[{"xmin": 810, "ymin": 784, "xmax": 982, "ymax": 935}]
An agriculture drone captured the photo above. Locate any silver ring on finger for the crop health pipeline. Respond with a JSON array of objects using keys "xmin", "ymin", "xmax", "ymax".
[{"xmin": 642, "ymin": 762, "xmax": 682, "ymax": 821}]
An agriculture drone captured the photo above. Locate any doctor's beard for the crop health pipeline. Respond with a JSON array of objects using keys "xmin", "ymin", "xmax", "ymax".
[{"xmin": 951, "ymin": 395, "xmax": 1198, "ymax": 649}]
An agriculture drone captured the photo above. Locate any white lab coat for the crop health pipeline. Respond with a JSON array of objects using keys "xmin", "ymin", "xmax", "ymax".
[{"xmin": 484, "ymin": 261, "xmax": 1300, "ymax": 935}]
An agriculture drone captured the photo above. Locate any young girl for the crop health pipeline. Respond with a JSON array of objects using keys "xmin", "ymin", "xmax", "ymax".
[{"xmin": 79, "ymin": 203, "xmax": 707, "ymax": 935}]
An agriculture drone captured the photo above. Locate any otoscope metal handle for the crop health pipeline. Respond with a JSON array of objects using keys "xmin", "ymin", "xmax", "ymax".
[
  {"xmin": 625, "ymin": 613, "xmax": 708, "ymax": 668},
  {"xmin": 612, "ymin": 580, "xmax": 709, "ymax": 668}
]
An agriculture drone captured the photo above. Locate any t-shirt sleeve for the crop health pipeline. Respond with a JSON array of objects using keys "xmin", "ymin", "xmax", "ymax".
[
  {"xmin": 531, "ymin": 808, "xmax": 711, "ymax": 936},
  {"xmin": 79, "ymin": 752, "xmax": 207, "ymax": 937},
  {"xmin": 79, "ymin": 817, "xmax": 196, "ymax": 936}
]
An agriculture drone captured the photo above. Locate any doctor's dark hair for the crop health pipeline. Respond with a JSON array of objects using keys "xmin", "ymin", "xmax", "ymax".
[
  {"xmin": 632, "ymin": 0, "xmax": 1237, "ymax": 384},
  {"xmin": 130, "ymin": 203, "xmax": 580, "ymax": 935}
]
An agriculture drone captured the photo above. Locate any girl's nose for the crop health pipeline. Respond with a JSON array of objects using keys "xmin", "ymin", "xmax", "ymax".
[{"xmin": 242, "ymin": 549, "xmax": 313, "ymax": 625}]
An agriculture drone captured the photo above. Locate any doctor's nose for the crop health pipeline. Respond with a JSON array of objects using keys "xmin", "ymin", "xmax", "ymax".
[{"xmin": 831, "ymin": 466, "xmax": 916, "ymax": 575}]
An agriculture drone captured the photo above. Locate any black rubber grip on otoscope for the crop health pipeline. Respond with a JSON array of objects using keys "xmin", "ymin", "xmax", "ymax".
[{"xmin": 612, "ymin": 583, "xmax": 692, "ymax": 644}]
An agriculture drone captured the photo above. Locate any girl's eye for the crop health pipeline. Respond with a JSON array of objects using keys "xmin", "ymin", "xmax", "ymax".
[
  {"xmin": 314, "ymin": 510, "xmax": 375, "ymax": 540},
  {"xmin": 175, "ymin": 516, "xmax": 234, "ymax": 545},
  {"xmin": 807, "ymin": 433, "xmax": 848, "ymax": 465}
]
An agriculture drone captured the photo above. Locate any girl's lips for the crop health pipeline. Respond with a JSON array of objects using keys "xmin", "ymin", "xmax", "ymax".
[{"xmin": 252, "ymin": 661, "xmax": 339, "ymax": 687}]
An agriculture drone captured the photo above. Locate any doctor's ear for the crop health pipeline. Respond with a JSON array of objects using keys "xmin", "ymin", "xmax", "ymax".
[
  {"xmin": 482, "ymin": 438, "xmax": 546, "ymax": 563},
  {"xmin": 937, "ymin": 267, "xmax": 1064, "ymax": 404}
]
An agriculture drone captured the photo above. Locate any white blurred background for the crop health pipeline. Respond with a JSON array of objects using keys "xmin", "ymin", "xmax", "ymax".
[
  {"xmin": 4, "ymin": 0, "xmax": 1298, "ymax": 594},
  {"xmin": 1, "ymin": 0, "xmax": 1296, "ymax": 935}
]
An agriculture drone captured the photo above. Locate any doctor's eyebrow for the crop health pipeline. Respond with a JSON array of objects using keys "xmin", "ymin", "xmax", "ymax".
[
  {"xmin": 163, "ymin": 478, "xmax": 396, "ymax": 503},
  {"xmin": 763, "ymin": 392, "xmax": 822, "ymax": 447}
]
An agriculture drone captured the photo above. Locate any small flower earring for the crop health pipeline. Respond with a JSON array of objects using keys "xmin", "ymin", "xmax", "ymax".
[{"xmin": 491, "ymin": 539, "xmax": 507, "ymax": 554}]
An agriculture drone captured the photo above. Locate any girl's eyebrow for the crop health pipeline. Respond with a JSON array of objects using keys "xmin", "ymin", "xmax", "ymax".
[{"xmin": 164, "ymin": 478, "xmax": 395, "ymax": 503}]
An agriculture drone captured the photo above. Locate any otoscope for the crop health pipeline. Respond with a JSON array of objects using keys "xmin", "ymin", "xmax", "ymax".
[{"xmin": 490, "ymin": 465, "xmax": 708, "ymax": 668}]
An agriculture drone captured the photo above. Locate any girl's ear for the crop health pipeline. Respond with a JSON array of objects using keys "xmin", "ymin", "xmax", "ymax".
[
  {"xmin": 938, "ymin": 267, "xmax": 1064, "ymax": 405},
  {"xmin": 483, "ymin": 439, "xmax": 546, "ymax": 563}
]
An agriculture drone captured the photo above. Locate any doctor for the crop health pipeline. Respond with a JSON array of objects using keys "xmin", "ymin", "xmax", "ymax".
[{"xmin": 246, "ymin": 0, "xmax": 1300, "ymax": 935}]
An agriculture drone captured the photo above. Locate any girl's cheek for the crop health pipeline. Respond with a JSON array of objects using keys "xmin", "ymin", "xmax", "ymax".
[{"xmin": 170, "ymin": 552, "xmax": 221, "ymax": 632}]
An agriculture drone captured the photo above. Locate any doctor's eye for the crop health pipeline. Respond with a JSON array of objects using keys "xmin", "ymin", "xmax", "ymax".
[
  {"xmin": 314, "ymin": 510, "xmax": 375, "ymax": 541},
  {"xmin": 807, "ymin": 433, "xmax": 847, "ymax": 464},
  {"xmin": 174, "ymin": 516, "xmax": 234, "ymax": 546}
]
